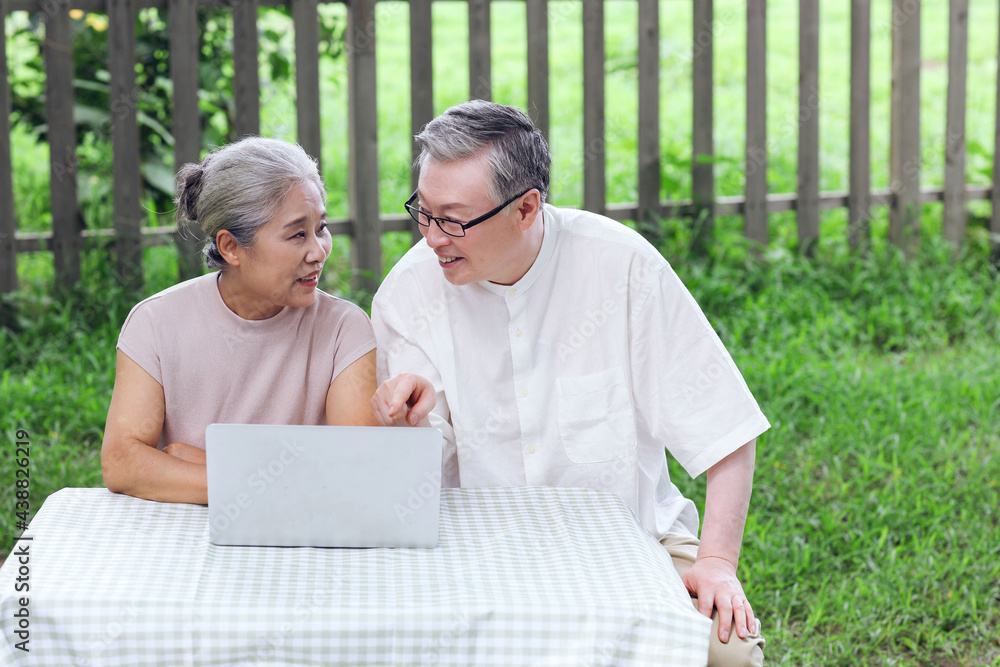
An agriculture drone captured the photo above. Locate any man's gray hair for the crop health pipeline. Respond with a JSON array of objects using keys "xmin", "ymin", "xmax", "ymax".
[
  {"xmin": 175, "ymin": 136, "xmax": 325, "ymax": 270},
  {"xmin": 415, "ymin": 100, "xmax": 551, "ymax": 206}
]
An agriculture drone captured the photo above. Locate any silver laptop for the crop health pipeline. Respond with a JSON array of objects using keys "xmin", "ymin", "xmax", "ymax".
[{"xmin": 205, "ymin": 424, "xmax": 443, "ymax": 548}]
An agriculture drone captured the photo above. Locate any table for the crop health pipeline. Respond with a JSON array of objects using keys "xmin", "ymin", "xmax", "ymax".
[{"xmin": 0, "ymin": 487, "xmax": 710, "ymax": 666}]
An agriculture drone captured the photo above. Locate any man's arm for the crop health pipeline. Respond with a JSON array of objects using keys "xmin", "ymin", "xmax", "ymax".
[
  {"xmin": 371, "ymin": 292, "xmax": 460, "ymax": 486},
  {"xmin": 681, "ymin": 439, "xmax": 758, "ymax": 643}
]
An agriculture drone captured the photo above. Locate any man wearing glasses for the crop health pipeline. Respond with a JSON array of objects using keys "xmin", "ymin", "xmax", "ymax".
[{"xmin": 371, "ymin": 100, "xmax": 768, "ymax": 666}]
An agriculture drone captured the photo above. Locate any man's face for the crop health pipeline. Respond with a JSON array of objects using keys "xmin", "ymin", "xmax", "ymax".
[{"xmin": 415, "ymin": 155, "xmax": 533, "ymax": 286}]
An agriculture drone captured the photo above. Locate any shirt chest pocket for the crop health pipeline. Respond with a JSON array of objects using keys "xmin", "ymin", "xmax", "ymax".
[{"xmin": 556, "ymin": 366, "xmax": 638, "ymax": 464}]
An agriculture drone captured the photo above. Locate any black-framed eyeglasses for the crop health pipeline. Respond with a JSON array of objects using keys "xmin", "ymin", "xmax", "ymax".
[{"xmin": 404, "ymin": 188, "xmax": 535, "ymax": 238}]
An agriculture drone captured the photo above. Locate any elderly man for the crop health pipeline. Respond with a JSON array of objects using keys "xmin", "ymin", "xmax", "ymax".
[{"xmin": 372, "ymin": 100, "xmax": 769, "ymax": 666}]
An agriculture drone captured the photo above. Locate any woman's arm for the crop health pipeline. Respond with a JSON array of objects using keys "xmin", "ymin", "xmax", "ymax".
[
  {"xmin": 326, "ymin": 350, "xmax": 380, "ymax": 426},
  {"xmin": 101, "ymin": 350, "xmax": 208, "ymax": 504}
]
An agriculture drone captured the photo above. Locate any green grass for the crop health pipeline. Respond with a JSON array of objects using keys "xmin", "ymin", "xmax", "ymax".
[
  {"xmin": 4, "ymin": 0, "xmax": 1000, "ymax": 664},
  {"xmin": 663, "ymin": 232, "xmax": 1000, "ymax": 665}
]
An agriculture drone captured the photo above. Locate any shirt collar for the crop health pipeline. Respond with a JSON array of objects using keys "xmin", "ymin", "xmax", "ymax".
[{"xmin": 478, "ymin": 205, "xmax": 556, "ymax": 297}]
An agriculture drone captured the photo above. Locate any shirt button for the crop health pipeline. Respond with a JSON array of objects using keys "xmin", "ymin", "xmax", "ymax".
[
  {"xmin": 527, "ymin": 446, "xmax": 536, "ymax": 454},
  {"xmin": 514, "ymin": 328, "xmax": 523, "ymax": 337},
  {"xmin": 520, "ymin": 388, "xmax": 529, "ymax": 398},
  {"xmin": 507, "ymin": 288, "xmax": 517, "ymax": 298}
]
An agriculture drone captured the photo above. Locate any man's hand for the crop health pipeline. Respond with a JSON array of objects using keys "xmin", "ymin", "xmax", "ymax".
[
  {"xmin": 371, "ymin": 372, "xmax": 436, "ymax": 427},
  {"xmin": 682, "ymin": 554, "xmax": 758, "ymax": 644},
  {"xmin": 693, "ymin": 439, "xmax": 759, "ymax": 643},
  {"xmin": 163, "ymin": 442, "xmax": 207, "ymax": 465}
]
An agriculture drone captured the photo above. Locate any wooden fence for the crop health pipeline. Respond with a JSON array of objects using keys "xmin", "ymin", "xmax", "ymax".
[{"xmin": 1, "ymin": 0, "xmax": 1000, "ymax": 294}]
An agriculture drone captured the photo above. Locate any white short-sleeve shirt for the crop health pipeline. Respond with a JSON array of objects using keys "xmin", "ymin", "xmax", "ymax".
[{"xmin": 373, "ymin": 204, "xmax": 769, "ymax": 539}]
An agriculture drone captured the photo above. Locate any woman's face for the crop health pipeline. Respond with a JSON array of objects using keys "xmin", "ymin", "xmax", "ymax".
[{"xmin": 222, "ymin": 182, "xmax": 332, "ymax": 319}]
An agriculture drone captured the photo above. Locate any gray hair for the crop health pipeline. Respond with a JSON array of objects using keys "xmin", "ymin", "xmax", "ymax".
[
  {"xmin": 175, "ymin": 137, "xmax": 325, "ymax": 270},
  {"xmin": 415, "ymin": 100, "xmax": 551, "ymax": 206}
]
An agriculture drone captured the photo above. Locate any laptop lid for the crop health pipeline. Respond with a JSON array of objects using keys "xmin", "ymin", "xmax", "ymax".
[{"xmin": 205, "ymin": 424, "xmax": 443, "ymax": 548}]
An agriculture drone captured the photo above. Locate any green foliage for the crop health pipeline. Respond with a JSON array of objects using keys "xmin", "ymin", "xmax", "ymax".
[
  {"xmin": 674, "ymin": 234, "xmax": 1000, "ymax": 356},
  {"xmin": 1, "ymin": 247, "xmax": 143, "ymax": 560},
  {"xmin": 10, "ymin": 7, "xmax": 344, "ymax": 228}
]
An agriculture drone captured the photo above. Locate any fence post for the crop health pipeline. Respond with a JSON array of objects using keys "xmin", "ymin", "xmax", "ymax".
[
  {"xmin": 45, "ymin": 1, "xmax": 82, "ymax": 288},
  {"xmin": 109, "ymin": 0, "xmax": 143, "ymax": 290},
  {"xmin": 745, "ymin": 0, "xmax": 767, "ymax": 246},
  {"xmin": 849, "ymin": 0, "xmax": 871, "ymax": 249},
  {"xmin": 582, "ymin": 0, "xmax": 605, "ymax": 215},
  {"xmin": 526, "ymin": 0, "xmax": 549, "ymax": 144},
  {"xmin": 469, "ymin": 0, "xmax": 491, "ymax": 100},
  {"xmin": 943, "ymin": 0, "xmax": 969, "ymax": 245},
  {"xmin": 992, "ymin": 2, "xmax": 1000, "ymax": 261},
  {"xmin": 348, "ymin": 0, "xmax": 381, "ymax": 295},
  {"xmin": 169, "ymin": 0, "xmax": 204, "ymax": 280},
  {"xmin": 691, "ymin": 0, "xmax": 713, "ymax": 255},
  {"xmin": 889, "ymin": 0, "xmax": 921, "ymax": 253},
  {"xmin": 410, "ymin": 0, "xmax": 433, "ymax": 244},
  {"xmin": 233, "ymin": 0, "xmax": 261, "ymax": 137},
  {"xmin": 637, "ymin": 0, "xmax": 660, "ymax": 243},
  {"xmin": 293, "ymin": 0, "xmax": 322, "ymax": 168},
  {"xmin": 798, "ymin": 0, "xmax": 820, "ymax": 256},
  {"xmin": 0, "ymin": 0, "xmax": 16, "ymax": 292}
]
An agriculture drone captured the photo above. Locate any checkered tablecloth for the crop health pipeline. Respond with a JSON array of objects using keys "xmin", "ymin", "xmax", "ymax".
[{"xmin": 0, "ymin": 487, "xmax": 710, "ymax": 666}]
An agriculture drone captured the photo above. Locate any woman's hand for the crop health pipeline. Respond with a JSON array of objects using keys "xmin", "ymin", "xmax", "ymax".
[{"xmin": 371, "ymin": 373, "xmax": 436, "ymax": 427}]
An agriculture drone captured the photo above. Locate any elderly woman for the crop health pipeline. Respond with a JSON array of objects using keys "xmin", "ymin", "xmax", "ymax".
[{"xmin": 101, "ymin": 137, "xmax": 428, "ymax": 505}]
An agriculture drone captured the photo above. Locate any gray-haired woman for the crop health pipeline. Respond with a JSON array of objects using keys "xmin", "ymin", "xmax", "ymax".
[{"xmin": 101, "ymin": 137, "xmax": 434, "ymax": 505}]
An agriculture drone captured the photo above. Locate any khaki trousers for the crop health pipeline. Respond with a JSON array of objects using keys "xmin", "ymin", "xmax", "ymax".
[{"xmin": 660, "ymin": 533, "xmax": 765, "ymax": 667}]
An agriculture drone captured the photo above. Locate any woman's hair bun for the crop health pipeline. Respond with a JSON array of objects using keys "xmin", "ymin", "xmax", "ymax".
[{"xmin": 174, "ymin": 154, "xmax": 213, "ymax": 223}]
